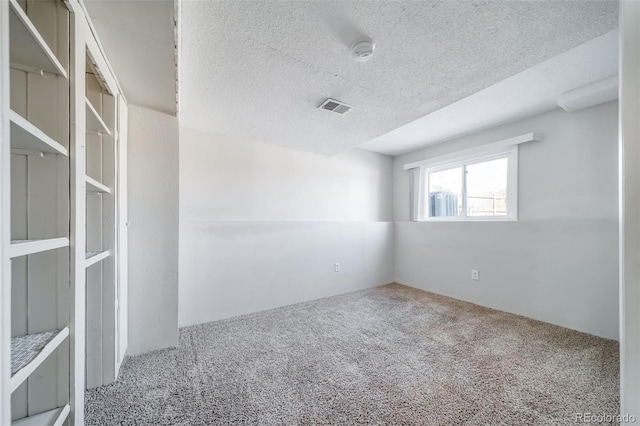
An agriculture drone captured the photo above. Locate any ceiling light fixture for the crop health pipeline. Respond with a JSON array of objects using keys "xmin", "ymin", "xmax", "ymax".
[{"xmin": 351, "ymin": 40, "xmax": 375, "ymax": 62}]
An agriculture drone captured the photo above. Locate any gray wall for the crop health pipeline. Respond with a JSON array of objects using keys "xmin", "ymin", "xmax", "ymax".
[
  {"xmin": 178, "ymin": 127, "xmax": 394, "ymax": 327},
  {"xmin": 127, "ymin": 105, "xmax": 179, "ymax": 354},
  {"xmin": 393, "ymin": 101, "xmax": 619, "ymax": 339},
  {"xmin": 128, "ymin": 101, "xmax": 618, "ymax": 352}
]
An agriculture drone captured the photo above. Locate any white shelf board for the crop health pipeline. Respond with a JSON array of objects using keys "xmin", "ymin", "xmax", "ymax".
[
  {"xmin": 85, "ymin": 98, "xmax": 111, "ymax": 135},
  {"xmin": 9, "ymin": 237, "xmax": 69, "ymax": 259},
  {"xmin": 10, "ymin": 110, "xmax": 67, "ymax": 156},
  {"xmin": 12, "ymin": 405, "xmax": 70, "ymax": 426},
  {"xmin": 9, "ymin": 0, "xmax": 67, "ymax": 78},
  {"xmin": 85, "ymin": 175, "xmax": 111, "ymax": 193},
  {"xmin": 10, "ymin": 328, "xmax": 69, "ymax": 393},
  {"xmin": 85, "ymin": 250, "xmax": 110, "ymax": 268}
]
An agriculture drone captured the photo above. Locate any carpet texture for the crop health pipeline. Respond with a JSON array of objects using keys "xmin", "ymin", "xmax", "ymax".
[{"xmin": 85, "ymin": 284, "xmax": 619, "ymax": 425}]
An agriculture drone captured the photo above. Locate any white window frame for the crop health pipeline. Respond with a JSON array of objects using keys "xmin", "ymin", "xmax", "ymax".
[{"xmin": 404, "ymin": 132, "xmax": 542, "ymax": 222}]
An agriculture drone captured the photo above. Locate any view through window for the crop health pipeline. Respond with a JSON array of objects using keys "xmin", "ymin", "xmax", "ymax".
[
  {"xmin": 424, "ymin": 154, "xmax": 511, "ymax": 219},
  {"xmin": 466, "ymin": 157, "xmax": 508, "ymax": 217}
]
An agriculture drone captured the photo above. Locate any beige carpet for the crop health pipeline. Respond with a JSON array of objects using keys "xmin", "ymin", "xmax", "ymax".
[{"xmin": 86, "ymin": 283, "xmax": 619, "ymax": 425}]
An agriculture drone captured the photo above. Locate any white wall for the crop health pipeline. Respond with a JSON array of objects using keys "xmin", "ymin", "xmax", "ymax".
[
  {"xmin": 620, "ymin": 0, "xmax": 640, "ymax": 416},
  {"xmin": 179, "ymin": 127, "xmax": 394, "ymax": 327},
  {"xmin": 128, "ymin": 105, "xmax": 179, "ymax": 354},
  {"xmin": 393, "ymin": 101, "xmax": 619, "ymax": 340}
]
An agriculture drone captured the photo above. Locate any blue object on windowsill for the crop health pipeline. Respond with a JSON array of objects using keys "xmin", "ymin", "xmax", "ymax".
[{"xmin": 430, "ymin": 191, "xmax": 458, "ymax": 217}]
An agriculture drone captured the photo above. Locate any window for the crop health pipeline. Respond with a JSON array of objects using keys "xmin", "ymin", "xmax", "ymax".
[
  {"xmin": 424, "ymin": 155, "xmax": 511, "ymax": 219},
  {"xmin": 405, "ymin": 133, "xmax": 540, "ymax": 221},
  {"xmin": 410, "ymin": 144, "xmax": 520, "ymax": 221}
]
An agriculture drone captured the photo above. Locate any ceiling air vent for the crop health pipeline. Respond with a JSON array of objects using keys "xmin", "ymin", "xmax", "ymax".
[{"xmin": 319, "ymin": 98, "xmax": 352, "ymax": 115}]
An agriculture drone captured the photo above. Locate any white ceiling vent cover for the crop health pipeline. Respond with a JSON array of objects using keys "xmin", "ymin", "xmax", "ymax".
[{"xmin": 319, "ymin": 98, "xmax": 352, "ymax": 114}]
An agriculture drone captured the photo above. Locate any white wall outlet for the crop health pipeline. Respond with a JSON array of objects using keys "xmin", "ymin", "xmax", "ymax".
[
  {"xmin": 471, "ymin": 270, "xmax": 479, "ymax": 281},
  {"xmin": 334, "ymin": 262, "xmax": 341, "ymax": 272}
]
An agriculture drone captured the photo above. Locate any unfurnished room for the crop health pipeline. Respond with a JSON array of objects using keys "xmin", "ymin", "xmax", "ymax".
[{"xmin": 1, "ymin": 0, "xmax": 640, "ymax": 425}]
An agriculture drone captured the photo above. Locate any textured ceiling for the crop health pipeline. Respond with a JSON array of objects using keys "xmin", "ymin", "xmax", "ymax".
[
  {"xmin": 360, "ymin": 29, "xmax": 619, "ymax": 156},
  {"xmin": 179, "ymin": 0, "xmax": 618, "ymax": 156},
  {"xmin": 84, "ymin": 0, "xmax": 177, "ymax": 115}
]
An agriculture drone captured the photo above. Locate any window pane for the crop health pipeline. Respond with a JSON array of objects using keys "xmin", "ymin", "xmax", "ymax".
[
  {"xmin": 428, "ymin": 167, "xmax": 462, "ymax": 217},
  {"xmin": 466, "ymin": 158, "xmax": 508, "ymax": 217}
]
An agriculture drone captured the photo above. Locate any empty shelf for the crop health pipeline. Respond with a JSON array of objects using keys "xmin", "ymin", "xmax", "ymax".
[
  {"xmin": 85, "ymin": 98, "xmax": 111, "ymax": 135},
  {"xmin": 10, "ymin": 110, "xmax": 67, "ymax": 156},
  {"xmin": 85, "ymin": 175, "xmax": 110, "ymax": 193},
  {"xmin": 10, "ymin": 328, "xmax": 69, "ymax": 393},
  {"xmin": 11, "ymin": 404, "xmax": 70, "ymax": 426},
  {"xmin": 85, "ymin": 250, "xmax": 109, "ymax": 267},
  {"xmin": 9, "ymin": 238, "xmax": 69, "ymax": 258},
  {"xmin": 9, "ymin": 0, "xmax": 67, "ymax": 78}
]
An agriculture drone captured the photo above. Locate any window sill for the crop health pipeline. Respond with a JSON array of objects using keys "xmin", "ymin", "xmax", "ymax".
[{"xmin": 416, "ymin": 216, "xmax": 518, "ymax": 223}]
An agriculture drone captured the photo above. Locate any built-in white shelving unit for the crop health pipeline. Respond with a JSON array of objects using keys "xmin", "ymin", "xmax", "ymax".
[
  {"xmin": 84, "ymin": 47, "xmax": 118, "ymax": 391},
  {"xmin": 1, "ymin": 0, "xmax": 128, "ymax": 424},
  {"xmin": 8, "ymin": 0, "xmax": 66, "ymax": 78},
  {"xmin": 4, "ymin": 0, "xmax": 72, "ymax": 423}
]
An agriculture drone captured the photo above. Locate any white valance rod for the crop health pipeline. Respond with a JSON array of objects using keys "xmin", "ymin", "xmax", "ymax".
[{"xmin": 403, "ymin": 132, "xmax": 543, "ymax": 170}]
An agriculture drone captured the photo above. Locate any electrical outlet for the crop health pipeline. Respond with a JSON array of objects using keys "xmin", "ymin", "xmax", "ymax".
[
  {"xmin": 334, "ymin": 262, "xmax": 341, "ymax": 272},
  {"xmin": 471, "ymin": 270, "xmax": 479, "ymax": 281}
]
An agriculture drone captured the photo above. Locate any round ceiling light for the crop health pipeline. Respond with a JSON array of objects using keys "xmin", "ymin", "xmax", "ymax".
[{"xmin": 351, "ymin": 40, "xmax": 375, "ymax": 62}]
